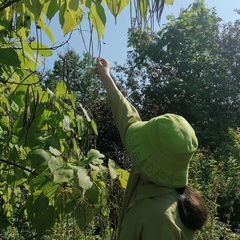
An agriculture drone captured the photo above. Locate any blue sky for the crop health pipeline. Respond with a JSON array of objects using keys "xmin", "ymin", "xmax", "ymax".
[{"xmin": 42, "ymin": 0, "xmax": 240, "ymax": 69}]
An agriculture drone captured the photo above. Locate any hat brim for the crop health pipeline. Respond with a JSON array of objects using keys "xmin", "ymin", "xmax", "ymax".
[{"xmin": 125, "ymin": 119, "xmax": 194, "ymax": 188}]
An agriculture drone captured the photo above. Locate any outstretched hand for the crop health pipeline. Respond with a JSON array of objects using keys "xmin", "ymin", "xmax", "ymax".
[
  {"xmin": 94, "ymin": 57, "xmax": 118, "ymax": 94},
  {"xmin": 94, "ymin": 57, "xmax": 111, "ymax": 79}
]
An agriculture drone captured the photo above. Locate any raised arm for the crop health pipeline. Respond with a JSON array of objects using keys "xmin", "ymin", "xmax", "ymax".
[
  {"xmin": 95, "ymin": 58, "xmax": 118, "ymax": 94},
  {"xmin": 95, "ymin": 57, "xmax": 141, "ymax": 144}
]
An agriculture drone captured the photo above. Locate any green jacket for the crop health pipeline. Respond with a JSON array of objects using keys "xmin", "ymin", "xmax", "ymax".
[{"xmin": 107, "ymin": 90, "xmax": 194, "ymax": 240}]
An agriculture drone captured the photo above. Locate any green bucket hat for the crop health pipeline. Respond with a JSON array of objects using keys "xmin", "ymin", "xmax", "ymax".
[{"xmin": 125, "ymin": 113, "xmax": 198, "ymax": 188}]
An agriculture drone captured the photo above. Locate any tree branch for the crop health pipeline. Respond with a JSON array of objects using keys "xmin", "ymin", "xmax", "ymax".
[
  {"xmin": 0, "ymin": 158, "xmax": 37, "ymax": 176},
  {"xmin": 0, "ymin": 0, "xmax": 20, "ymax": 12}
]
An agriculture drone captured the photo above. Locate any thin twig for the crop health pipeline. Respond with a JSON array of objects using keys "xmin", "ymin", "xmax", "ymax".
[
  {"xmin": 0, "ymin": 0, "xmax": 20, "ymax": 11},
  {"xmin": 0, "ymin": 157, "xmax": 37, "ymax": 176}
]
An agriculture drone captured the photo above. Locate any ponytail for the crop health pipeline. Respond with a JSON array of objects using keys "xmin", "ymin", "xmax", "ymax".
[{"xmin": 177, "ymin": 186, "xmax": 208, "ymax": 231}]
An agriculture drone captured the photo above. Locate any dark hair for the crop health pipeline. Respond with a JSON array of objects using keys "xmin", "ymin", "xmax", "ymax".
[{"xmin": 177, "ymin": 186, "xmax": 208, "ymax": 231}]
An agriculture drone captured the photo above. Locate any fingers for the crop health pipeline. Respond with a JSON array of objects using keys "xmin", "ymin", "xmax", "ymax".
[
  {"xmin": 94, "ymin": 57, "xmax": 110, "ymax": 77},
  {"xmin": 97, "ymin": 57, "xmax": 109, "ymax": 66}
]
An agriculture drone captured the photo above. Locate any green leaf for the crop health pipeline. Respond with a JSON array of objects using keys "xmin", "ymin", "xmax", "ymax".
[
  {"xmin": 77, "ymin": 168, "xmax": 93, "ymax": 189},
  {"xmin": 53, "ymin": 168, "xmax": 74, "ymax": 183},
  {"xmin": 31, "ymin": 41, "xmax": 53, "ymax": 56},
  {"xmin": 74, "ymin": 204, "xmax": 94, "ymax": 230},
  {"xmin": 69, "ymin": 0, "xmax": 79, "ymax": 10},
  {"xmin": 34, "ymin": 193, "xmax": 49, "ymax": 218},
  {"xmin": 46, "ymin": 0, "xmax": 59, "ymax": 20},
  {"xmin": 61, "ymin": 6, "xmax": 83, "ymax": 36},
  {"xmin": 81, "ymin": 0, "xmax": 92, "ymax": 8},
  {"xmin": 108, "ymin": 159, "xmax": 117, "ymax": 179},
  {"xmin": 74, "ymin": 204, "xmax": 86, "ymax": 230},
  {"xmin": 91, "ymin": 119, "xmax": 98, "ymax": 135},
  {"xmin": 24, "ymin": 0, "xmax": 44, "ymax": 21},
  {"xmin": 84, "ymin": 184, "xmax": 100, "ymax": 204},
  {"xmin": 117, "ymin": 169, "xmax": 129, "ymax": 189},
  {"xmin": 29, "ymin": 149, "xmax": 51, "ymax": 169},
  {"xmin": 87, "ymin": 149, "xmax": 105, "ymax": 163},
  {"xmin": 10, "ymin": 101, "xmax": 19, "ymax": 113},
  {"xmin": 49, "ymin": 146, "xmax": 61, "ymax": 156},
  {"xmin": 48, "ymin": 156, "xmax": 63, "ymax": 173},
  {"xmin": 31, "ymin": 172, "xmax": 58, "ymax": 198},
  {"xmin": 89, "ymin": 3, "xmax": 106, "ymax": 39},
  {"xmin": 56, "ymin": 80, "xmax": 67, "ymax": 97},
  {"xmin": 103, "ymin": 0, "xmax": 129, "ymax": 19},
  {"xmin": 63, "ymin": 115, "xmax": 73, "ymax": 132},
  {"xmin": 0, "ymin": 48, "xmax": 21, "ymax": 67},
  {"xmin": 80, "ymin": 103, "xmax": 91, "ymax": 122}
]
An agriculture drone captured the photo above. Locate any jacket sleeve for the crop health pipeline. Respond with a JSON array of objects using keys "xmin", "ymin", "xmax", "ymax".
[{"xmin": 106, "ymin": 90, "xmax": 141, "ymax": 145}]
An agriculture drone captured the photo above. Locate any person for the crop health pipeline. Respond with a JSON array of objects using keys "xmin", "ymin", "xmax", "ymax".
[{"xmin": 95, "ymin": 57, "xmax": 208, "ymax": 240}]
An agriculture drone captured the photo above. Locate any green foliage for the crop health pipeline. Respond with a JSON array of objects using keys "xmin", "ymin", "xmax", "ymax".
[
  {"xmin": 0, "ymin": 74, "xmax": 129, "ymax": 237},
  {"xmin": 115, "ymin": 2, "xmax": 240, "ymax": 149},
  {"xmin": 189, "ymin": 128, "xmax": 240, "ymax": 239}
]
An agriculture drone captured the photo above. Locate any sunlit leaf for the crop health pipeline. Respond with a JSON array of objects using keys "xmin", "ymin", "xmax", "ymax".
[
  {"xmin": 108, "ymin": 159, "xmax": 117, "ymax": 179},
  {"xmin": 10, "ymin": 101, "xmax": 19, "ymax": 113},
  {"xmin": 87, "ymin": 149, "xmax": 105, "ymax": 163},
  {"xmin": 48, "ymin": 156, "xmax": 63, "ymax": 173},
  {"xmin": 91, "ymin": 119, "xmax": 98, "ymax": 135},
  {"xmin": 89, "ymin": 3, "xmax": 106, "ymax": 39},
  {"xmin": 63, "ymin": 115, "xmax": 73, "ymax": 132},
  {"xmin": 53, "ymin": 168, "xmax": 74, "ymax": 183},
  {"xmin": 80, "ymin": 103, "xmax": 91, "ymax": 122},
  {"xmin": 77, "ymin": 168, "xmax": 93, "ymax": 189},
  {"xmin": 61, "ymin": 6, "xmax": 83, "ymax": 36},
  {"xmin": 30, "ymin": 42, "xmax": 53, "ymax": 56},
  {"xmin": 117, "ymin": 169, "xmax": 129, "ymax": 189},
  {"xmin": 103, "ymin": 0, "xmax": 129, "ymax": 21},
  {"xmin": 49, "ymin": 146, "xmax": 61, "ymax": 156},
  {"xmin": 56, "ymin": 80, "xmax": 67, "ymax": 97}
]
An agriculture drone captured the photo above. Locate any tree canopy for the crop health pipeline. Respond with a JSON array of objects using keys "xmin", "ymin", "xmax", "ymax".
[{"xmin": 114, "ymin": 2, "xmax": 240, "ymax": 148}]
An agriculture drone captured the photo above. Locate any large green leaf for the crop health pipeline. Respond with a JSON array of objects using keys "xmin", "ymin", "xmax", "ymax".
[
  {"xmin": 60, "ymin": 0, "xmax": 83, "ymax": 36},
  {"xmin": 84, "ymin": 184, "xmax": 100, "ymax": 204},
  {"xmin": 87, "ymin": 149, "xmax": 105, "ymax": 163},
  {"xmin": 56, "ymin": 80, "xmax": 67, "ymax": 97},
  {"xmin": 0, "ymin": 48, "xmax": 21, "ymax": 67},
  {"xmin": 74, "ymin": 204, "xmax": 94, "ymax": 230},
  {"xmin": 104, "ymin": 0, "xmax": 129, "ymax": 21},
  {"xmin": 27, "ymin": 193, "xmax": 55, "ymax": 234},
  {"xmin": 69, "ymin": 0, "xmax": 79, "ymax": 10},
  {"xmin": 48, "ymin": 156, "xmax": 63, "ymax": 173},
  {"xmin": 29, "ymin": 149, "xmax": 51, "ymax": 169},
  {"xmin": 24, "ymin": 0, "xmax": 44, "ymax": 21},
  {"xmin": 53, "ymin": 168, "xmax": 74, "ymax": 183},
  {"xmin": 77, "ymin": 168, "xmax": 93, "ymax": 189},
  {"xmin": 89, "ymin": 3, "xmax": 106, "ymax": 39},
  {"xmin": 30, "ymin": 172, "xmax": 58, "ymax": 198},
  {"xmin": 46, "ymin": 0, "xmax": 59, "ymax": 20}
]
